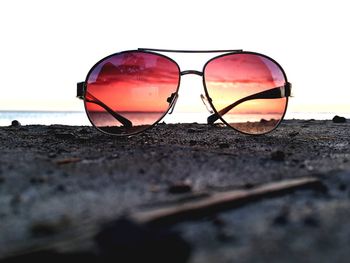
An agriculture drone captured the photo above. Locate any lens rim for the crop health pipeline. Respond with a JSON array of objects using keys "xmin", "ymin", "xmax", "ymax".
[
  {"xmin": 83, "ymin": 50, "xmax": 181, "ymax": 136},
  {"xmin": 202, "ymin": 51, "xmax": 289, "ymax": 135}
]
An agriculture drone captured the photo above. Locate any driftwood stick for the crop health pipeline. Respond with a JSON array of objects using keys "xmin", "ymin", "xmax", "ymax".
[{"xmin": 133, "ymin": 177, "xmax": 323, "ymax": 225}]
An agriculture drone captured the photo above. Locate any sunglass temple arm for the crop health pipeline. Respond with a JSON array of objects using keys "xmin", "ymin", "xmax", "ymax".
[
  {"xmin": 207, "ymin": 82, "xmax": 292, "ymax": 125},
  {"xmin": 76, "ymin": 82, "xmax": 133, "ymax": 128}
]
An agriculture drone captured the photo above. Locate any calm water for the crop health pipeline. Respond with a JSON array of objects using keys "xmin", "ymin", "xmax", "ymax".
[
  {"xmin": 0, "ymin": 111, "xmax": 90, "ymax": 126},
  {"xmin": 0, "ymin": 111, "xmax": 348, "ymax": 126}
]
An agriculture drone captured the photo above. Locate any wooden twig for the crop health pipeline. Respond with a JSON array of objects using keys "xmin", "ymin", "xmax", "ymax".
[{"xmin": 132, "ymin": 177, "xmax": 323, "ymax": 225}]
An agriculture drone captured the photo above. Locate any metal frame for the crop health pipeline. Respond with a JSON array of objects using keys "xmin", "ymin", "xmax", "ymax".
[
  {"xmin": 138, "ymin": 48, "xmax": 243, "ymax": 53},
  {"xmin": 77, "ymin": 49, "xmax": 291, "ymax": 136}
]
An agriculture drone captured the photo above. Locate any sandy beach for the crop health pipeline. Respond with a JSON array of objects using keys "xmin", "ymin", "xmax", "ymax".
[{"xmin": 0, "ymin": 119, "xmax": 349, "ymax": 262}]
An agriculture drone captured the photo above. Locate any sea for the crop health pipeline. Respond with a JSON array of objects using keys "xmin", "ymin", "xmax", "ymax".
[{"xmin": 0, "ymin": 111, "xmax": 348, "ymax": 127}]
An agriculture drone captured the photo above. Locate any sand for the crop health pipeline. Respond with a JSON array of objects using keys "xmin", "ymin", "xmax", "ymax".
[{"xmin": 0, "ymin": 119, "xmax": 349, "ymax": 262}]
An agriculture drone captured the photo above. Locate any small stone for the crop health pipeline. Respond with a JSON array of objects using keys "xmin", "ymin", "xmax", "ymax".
[
  {"xmin": 271, "ymin": 150, "xmax": 285, "ymax": 161},
  {"xmin": 111, "ymin": 153, "xmax": 119, "ymax": 159},
  {"xmin": 56, "ymin": 184, "xmax": 66, "ymax": 192},
  {"xmin": 10, "ymin": 194, "xmax": 22, "ymax": 206},
  {"xmin": 149, "ymin": 185, "xmax": 160, "ymax": 193},
  {"xmin": 55, "ymin": 158, "xmax": 81, "ymax": 165},
  {"xmin": 54, "ymin": 133, "xmax": 75, "ymax": 139},
  {"xmin": 0, "ymin": 176, "xmax": 4, "ymax": 184},
  {"xmin": 306, "ymin": 164, "xmax": 314, "ymax": 171},
  {"xmin": 216, "ymin": 230, "xmax": 235, "ymax": 243},
  {"xmin": 168, "ymin": 181, "xmax": 192, "ymax": 194},
  {"xmin": 30, "ymin": 216, "xmax": 71, "ymax": 237},
  {"xmin": 30, "ymin": 175, "xmax": 48, "ymax": 184},
  {"xmin": 273, "ymin": 213, "xmax": 289, "ymax": 225},
  {"xmin": 31, "ymin": 222, "xmax": 57, "ymax": 237},
  {"xmin": 189, "ymin": 140, "xmax": 197, "ymax": 146},
  {"xmin": 332, "ymin": 115, "xmax": 346, "ymax": 123},
  {"xmin": 272, "ymin": 206, "xmax": 290, "ymax": 226},
  {"xmin": 338, "ymin": 183, "xmax": 347, "ymax": 191},
  {"xmin": 212, "ymin": 216, "xmax": 226, "ymax": 227},
  {"xmin": 288, "ymin": 131, "xmax": 299, "ymax": 137},
  {"xmin": 187, "ymin": 128, "xmax": 205, "ymax": 133},
  {"xmin": 244, "ymin": 183, "xmax": 254, "ymax": 189},
  {"xmin": 11, "ymin": 120, "xmax": 21, "ymax": 127},
  {"xmin": 77, "ymin": 127, "xmax": 91, "ymax": 134},
  {"xmin": 48, "ymin": 152, "xmax": 57, "ymax": 158},
  {"xmin": 303, "ymin": 215, "xmax": 319, "ymax": 227},
  {"xmin": 219, "ymin": 142, "xmax": 229, "ymax": 149}
]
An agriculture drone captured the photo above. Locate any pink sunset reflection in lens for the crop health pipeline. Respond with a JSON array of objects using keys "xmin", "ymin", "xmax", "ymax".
[
  {"xmin": 85, "ymin": 51, "xmax": 180, "ymax": 135},
  {"xmin": 204, "ymin": 53, "xmax": 288, "ymax": 134}
]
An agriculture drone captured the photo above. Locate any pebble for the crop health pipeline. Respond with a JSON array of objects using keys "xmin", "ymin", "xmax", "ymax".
[
  {"xmin": 212, "ymin": 216, "xmax": 226, "ymax": 227},
  {"xmin": 48, "ymin": 152, "xmax": 57, "ymax": 158},
  {"xmin": 187, "ymin": 128, "xmax": 197, "ymax": 133},
  {"xmin": 303, "ymin": 215, "xmax": 320, "ymax": 227},
  {"xmin": 244, "ymin": 183, "xmax": 254, "ymax": 189},
  {"xmin": 30, "ymin": 216, "xmax": 71, "ymax": 237},
  {"xmin": 55, "ymin": 158, "xmax": 81, "ymax": 165},
  {"xmin": 187, "ymin": 128, "xmax": 205, "ymax": 133},
  {"xmin": 110, "ymin": 153, "xmax": 120, "ymax": 159},
  {"xmin": 31, "ymin": 222, "xmax": 58, "ymax": 237},
  {"xmin": 211, "ymin": 216, "xmax": 234, "ymax": 242},
  {"xmin": 338, "ymin": 183, "xmax": 347, "ymax": 191},
  {"xmin": 219, "ymin": 142, "xmax": 230, "ymax": 149},
  {"xmin": 77, "ymin": 127, "xmax": 91, "ymax": 134},
  {"xmin": 56, "ymin": 184, "xmax": 66, "ymax": 192},
  {"xmin": 11, "ymin": 120, "xmax": 21, "ymax": 127},
  {"xmin": 0, "ymin": 175, "xmax": 4, "ymax": 184},
  {"xmin": 189, "ymin": 140, "xmax": 197, "ymax": 146},
  {"xmin": 216, "ymin": 230, "xmax": 235, "ymax": 243},
  {"xmin": 288, "ymin": 131, "xmax": 299, "ymax": 137},
  {"xmin": 271, "ymin": 150, "xmax": 285, "ymax": 161},
  {"xmin": 10, "ymin": 194, "xmax": 23, "ymax": 206},
  {"xmin": 30, "ymin": 175, "xmax": 48, "ymax": 184},
  {"xmin": 168, "ymin": 181, "xmax": 192, "ymax": 194},
  {"xmin": 149, "ymin": 185, "xmax": 161, "ymax": 193},
  {"xmin": 332, "ymin": 115, "xmax": 346, "ymax": 123},
  {"xmin": 273, "ymin": 212, "xmax": 289, "ymax": 226},
  {"xmin": 54, "ymin": 133, "xmax": 76, "ymax": 139}
]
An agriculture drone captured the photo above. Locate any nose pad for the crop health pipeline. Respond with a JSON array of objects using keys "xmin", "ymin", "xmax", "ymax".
[
  {"xmin": 167, "ymin": 92, "xmax": 178, "ymax": 115},
  {"xmin": 200, "ymin": 94, "xmax": 214, "ymax": 114}
]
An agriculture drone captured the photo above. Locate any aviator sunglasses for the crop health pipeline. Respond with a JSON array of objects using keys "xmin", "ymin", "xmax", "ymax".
[{"xmin": 77, "ymin": 48, "xmax": 291, "ymax": 136}]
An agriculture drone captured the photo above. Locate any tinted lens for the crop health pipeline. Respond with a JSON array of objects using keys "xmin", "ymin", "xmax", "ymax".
[
  {"xmin": 85, "ymin": 51, "xmax": 180, "ymax": 135},
  {"xmin": 204, "ymin": 53, "xmax": 288, "ymax": 134}
]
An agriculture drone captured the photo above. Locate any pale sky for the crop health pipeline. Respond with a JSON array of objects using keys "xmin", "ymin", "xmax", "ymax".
[{"xmin": 0, "ymin": 0, "xmax": 349, "ymax": 118}]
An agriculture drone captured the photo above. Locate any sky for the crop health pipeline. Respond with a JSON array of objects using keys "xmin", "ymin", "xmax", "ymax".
[{"xmin": 0, "ymin": 0, "xmax": 349, "ymax": 119}]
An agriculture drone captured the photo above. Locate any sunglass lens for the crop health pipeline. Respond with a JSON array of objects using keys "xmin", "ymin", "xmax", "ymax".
[
  {"xmin": 85, "ymin": 51, "xmax": 180, "ymax": 135},
  {"xmin": 204, "ymin": 53, "xmax": 288, "ymax": 134}
]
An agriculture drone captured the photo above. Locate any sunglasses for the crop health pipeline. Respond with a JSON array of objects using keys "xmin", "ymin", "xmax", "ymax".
[{"xmin": 77, "ymin": 48, "xmax": 291, "ymax": 136}]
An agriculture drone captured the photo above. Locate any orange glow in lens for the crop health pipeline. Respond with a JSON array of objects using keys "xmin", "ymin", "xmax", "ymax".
[
  {"xmin": 204, "ymin": 53, "xmax": 287, "ymax": 134},
  {"xmin": 85, "ymin": 51, "xmax": 180, "ymax": 135}
]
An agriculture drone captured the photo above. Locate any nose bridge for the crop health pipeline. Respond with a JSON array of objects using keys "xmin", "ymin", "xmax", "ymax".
[{"xmin": 180, "ymin": 70, "xmax": 203, "ymax": 76}]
